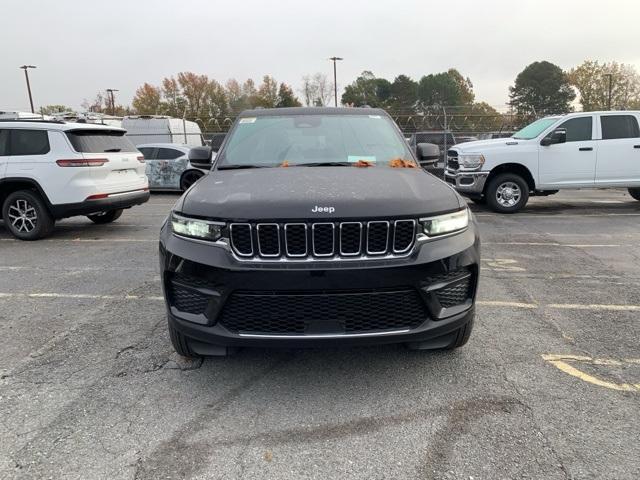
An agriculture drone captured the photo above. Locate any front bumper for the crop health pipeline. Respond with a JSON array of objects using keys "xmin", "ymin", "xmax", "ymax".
[
  {"xmin": 444, "ymin": 170, "xmax": 489, "ymax": 197},
  {"xmin": 159, "ymin": 220, "xmax": 480, "ymax": 350}
]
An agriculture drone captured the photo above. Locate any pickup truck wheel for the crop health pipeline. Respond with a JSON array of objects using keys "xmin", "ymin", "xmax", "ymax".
[
  {"xmin": 486, "ymin": 173, "xmax": 529, "ymax": 213},
  {"xmin": 87, "ymin": 209, "xmax": 123, "ymax": 224},
  {"xmin": 2, "ymin": 190, "xmax": 55, "ymax": 240},
  {"xmin": 628, "ymin": 188, "xmax": 640, "ymax": 201},
  {"xmin": 180, "ymin": 170, "xmax": 203, "ymax": 191}
]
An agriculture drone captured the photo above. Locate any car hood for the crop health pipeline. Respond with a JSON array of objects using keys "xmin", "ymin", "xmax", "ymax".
[
  {"xmin": 451, "ymin": 137, "xmax": 525, "ymax": 153},
  {"xmin": 180, "ymin": 167, "xmax": 463, "ymax": 220}
]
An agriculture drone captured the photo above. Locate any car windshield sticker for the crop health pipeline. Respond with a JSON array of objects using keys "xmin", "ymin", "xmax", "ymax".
[
  {"xmin": 239, "ymin": 117, "xmax": 257, "ymax": 124},
  {"xmin": 348, "ymin": 155, "xmax": 377, "ymax": 163}
]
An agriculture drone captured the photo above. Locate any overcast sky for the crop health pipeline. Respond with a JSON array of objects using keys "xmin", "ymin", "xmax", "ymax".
[{"xmin": 2, "ymin": 0, "xmax": 640, "ymax": 113}]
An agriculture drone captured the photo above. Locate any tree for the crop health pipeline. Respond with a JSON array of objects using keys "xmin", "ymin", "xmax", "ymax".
[
  {"xmin": 417, "ymin": 69, "xmax": 475, "ymax": 110},
  {"xmin": 569, "ymin": 60, "xmax": 640, "ymax": 111},
  {"xmin": 39, "ymin": 105, "xmax": 72, "ymax": 115},
  {"xmin": 177, "ymin": 72, "xmax": 209, "ymax": 117},
  {"xmin": 341, "ymin": 71, "xmax": 392, "ymax": 108},
  {"xmin": 509, "ymin": 61, "xmax": 575, "ymax": 116},
  {"xmin": 388, "ymin": 75, "xmax": 418, "ymax": 111},
  {"xmin": 256, "ymin": 75, "xmax": 279, "ymax": 108},
  {"xmin": 161, "ymin": 77, "xmax": 186, "ymax": 116},
  {"xmin": 301, "ymin": 73, "xmax": 334, "ymax": 106},
  {"xmin": 276, "ymin": 83, "xmax": 302, "ymax": 107},
  {"xmin": 132, "ymin": 83, "xmax": 162, "ymax": 114}
]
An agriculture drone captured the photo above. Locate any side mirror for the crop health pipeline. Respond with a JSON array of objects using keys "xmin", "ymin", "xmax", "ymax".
[
  {"xmin": 188, "ymin": 146, "xmax": 213, "ymax": 170},
  {"xmin": 416, "ymin": 143, "xmax": 440, "ymax": 166},
  {"xmin": 541, "ymin": 128, "xmax": 567, "ymax": 146}
]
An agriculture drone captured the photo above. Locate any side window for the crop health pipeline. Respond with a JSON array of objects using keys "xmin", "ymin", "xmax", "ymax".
[
  {"xmin": 9, "ymin": 129, "xmax": 51, "ymax": 156},
  {"xmin": 0, "ymin": 130, "xmax": 9, "ymax": 156},
  {"xmin": 555, "ymin": 117, "xmax": 593, "ymax": 142},
  {"xmin": 138, "ymin": 147, "xmax": 155, "ymax": 159},
  {"xmin": 601, "ymin": 115, "xmax": 640, "ymax": 140},
  {"xmin": 157, "ymin": 148, "xmax": 183, "ymax": 160}
]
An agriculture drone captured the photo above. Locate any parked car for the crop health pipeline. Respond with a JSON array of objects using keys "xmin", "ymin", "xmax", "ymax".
[
  {"xmin": 122, "ymin": 115, "xmax": 204, "ymax": 147},
  {"xmin": 137, "ymin": 143, "xmax": 210, "ymax": 191},
  {"xmin": 0, "ymin": 120, "xmax": 149, "ymax": 240},
  {"xmin": 445, "ymin": 111, "xmax": 640, "ymax": 212},
  {"xmin": 159, "ymin": 107, "xmax": 480, "ymax": 357}
]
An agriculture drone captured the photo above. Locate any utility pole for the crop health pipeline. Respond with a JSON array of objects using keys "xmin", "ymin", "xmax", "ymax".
[
  {"xmin": 603, "ymin": 73, "xmax": 613, "ymax": 110},
  {"xmin": 329, "ymin": 57, "xmax": 343, "ymax": 107},
  {"xmin": 106, "ymin": 88, "xmax": 119, "ymax": 115},
  {"xmin": 19, "ymin": 65, "xmax": 37, "ymax": 113}
]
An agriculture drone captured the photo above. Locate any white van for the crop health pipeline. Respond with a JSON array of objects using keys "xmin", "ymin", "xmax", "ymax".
[{"xmin": 122, "ymin": 115, "xmax": 204, "ymax": 147}]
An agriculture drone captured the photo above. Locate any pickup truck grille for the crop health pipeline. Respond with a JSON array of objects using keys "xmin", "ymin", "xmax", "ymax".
[
  {"xmin": 229, "ymin": 220, "xmax": 417, "ymax": 260},
  {"xmin": 446, "ymin": 150, "xmax": 459, "ymax": 171}
]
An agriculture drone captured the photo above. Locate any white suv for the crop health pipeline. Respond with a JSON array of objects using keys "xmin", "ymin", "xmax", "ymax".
[
  {"xmin": 445, "ymin": 111, "xmax": 640, "ymax": 212},
  {"xmin": 0, "ymin": 120, "xmax": 150, "ymax": 240}
]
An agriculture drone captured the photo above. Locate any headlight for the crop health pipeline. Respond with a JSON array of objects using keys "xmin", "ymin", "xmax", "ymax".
[
  {"xmin": 421, "ymin": 208, "xmax": 469, "ymax": 237},
  {"xmin": 459, "ymin": 154, "xmax": 485, "ymax": 170},
  {"xmin": 170, "ymin": 212, "xmax": 223, "ymax": 241}
]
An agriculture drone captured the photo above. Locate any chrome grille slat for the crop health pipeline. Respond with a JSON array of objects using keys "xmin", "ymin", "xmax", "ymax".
[
  {"xmin": 256, "ymin": 223, "xmax": 280, "ymax": 257},
  {"xmin": 312, "ymin": 223, "xmax": 335, "ymax": 257},
  {"xmin": 284, "ymin": 223, "xmax": 307, "ymax": 257},
  {"xmin": 229, "ymin": 220, "xmax": 417, "ymax": 260},
  {"xmin": 366, "ymin": 221, "xmax": 390, "ymax": 255}
]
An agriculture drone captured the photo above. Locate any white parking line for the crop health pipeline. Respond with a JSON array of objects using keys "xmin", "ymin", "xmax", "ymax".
[
  {"xmin": 0, "ymin": 238, "xmax": 156, "ymax": 243},
  {"xmin": 484, "ymin": 242, "xmax": 626, "ymax": 248},
  {"xmin": 0, "ymin": 292, "xmax": 163, "ymax": 301},
  {"xmin": 547, "ymin": 303, "xmax": 640, "ymax": 312},
  {"xmin": 476, "ymin": 300, "xmax": 537, "ymax": 308}
]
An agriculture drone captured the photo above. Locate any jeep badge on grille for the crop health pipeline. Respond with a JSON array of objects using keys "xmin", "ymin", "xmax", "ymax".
[{"xmin": 311, "ymin": 206, "xmax": 335, "ymax": 213}]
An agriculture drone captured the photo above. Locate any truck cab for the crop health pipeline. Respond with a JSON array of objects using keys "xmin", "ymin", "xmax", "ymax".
[{"xmin": 445, "ymin": 111, "xmax": 640, "ymax": 212}]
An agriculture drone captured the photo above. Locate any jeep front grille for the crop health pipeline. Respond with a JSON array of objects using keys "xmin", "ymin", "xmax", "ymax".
[{"xmin": 228, "ymin": 220, "xmax": 417, "ymax": 260}]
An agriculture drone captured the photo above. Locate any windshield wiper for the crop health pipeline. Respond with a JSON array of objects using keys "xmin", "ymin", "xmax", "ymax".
[
  {"xmin": 104, "ymin": 148, "xmax": 121, "ymax": 152},
  {"xmin": 294, "ymin": 162, "xmax": 353, "ymax": 167},
  {"xmin": 217, "ymin": 164, "xmax": 270, "ymax": 170}
]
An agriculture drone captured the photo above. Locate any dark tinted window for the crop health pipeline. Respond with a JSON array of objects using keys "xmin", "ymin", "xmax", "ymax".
[
  {"xmin": 556, "ymin": 117, "xmax": 592, "ymax": 142},
  {"xmin": 601, "ymin": 115, "xmax": 640, "ymax": 140},
  {"xmin": 138, "ymin": 147, "xmax": 155, "ymax": 159},
  {"xmin": 9, "ymin": 129, "xmax": 50, "ymax": 156},
  {"xmin": 156, "ymin": 148, "xmax": 184, "ymax": 160},
  {"xmin": 0, "ymin": 130, "xmax": 9, "ymax": 156},
  {"xmin": 66, "ymin": 130, "xmax": 137, "ymax": 153}
]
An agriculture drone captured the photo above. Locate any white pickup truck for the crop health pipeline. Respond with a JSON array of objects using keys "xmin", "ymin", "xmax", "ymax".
[{"xmin": 445, "ymin": 111, "xmax": 640, "ymax": 212}]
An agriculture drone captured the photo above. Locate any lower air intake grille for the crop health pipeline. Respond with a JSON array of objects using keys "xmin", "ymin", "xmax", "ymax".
[
  {"xmin": 169, "ymin": 284, "xmax": 210, "ymax": 315},
  {"xmin": 219, "ymin": 289, "xmax": 428, "ymax": 335},
  {"xmin": 434, "ymin": 275, "xmax": 472, "ymax": 308}
]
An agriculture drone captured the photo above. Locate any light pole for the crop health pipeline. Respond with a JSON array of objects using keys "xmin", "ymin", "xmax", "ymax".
[
  {"xmin": 19, "ymin": 65, "xmax": 36, "ymax": 113},
  {"xmin": 329, "ymin": 57, "xmax": 343, "ymax": 107},
  {"xmin": 603, "ymin": 73, "xmax": 613, "ymax": 110},
  {"xmin": 106, "ymin": 88, "xmax": 119, "ymax": 115}
]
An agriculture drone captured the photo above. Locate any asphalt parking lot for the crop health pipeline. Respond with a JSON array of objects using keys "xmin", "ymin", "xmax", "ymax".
[{"xmin": 1, "ymin": 189, "xmax": 639, "ymax": 480}]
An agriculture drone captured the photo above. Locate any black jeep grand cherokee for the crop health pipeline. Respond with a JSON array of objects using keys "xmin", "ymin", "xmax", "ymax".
[{"xmin": 159, "ymin": 107, "xmax": 480, "ymax": 357}]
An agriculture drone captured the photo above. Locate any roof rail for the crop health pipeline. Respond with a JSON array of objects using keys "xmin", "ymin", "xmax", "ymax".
[{"xmin": 0, "ymin": 119, "xmax": 66, "ymax": 124}]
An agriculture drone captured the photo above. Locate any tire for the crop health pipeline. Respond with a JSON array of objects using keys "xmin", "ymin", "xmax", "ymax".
[
  {"xmin": 87, "ymin": 209, "xmax": 123, "ymax": 224},
  {"xmin": 2, "ymin": 190, "xmax": 55, "ymax": 240},
  {"xmin": 628, "ymin": 188, "xmax": 640, "ymax": 201},
  {"xmin": 406, "ymin": 315, "xmax": 474, "ymax": 351},
  {"xmin": 486, "ymin": 173, "xmax": 529, "ymax": 213},
  {"xmin": 180, "ymin": 170, "xmax": 204, "ymax": 191},
  {"xmin": 168, "ymin": 322, "xmax": 200, "ymax": 358}
]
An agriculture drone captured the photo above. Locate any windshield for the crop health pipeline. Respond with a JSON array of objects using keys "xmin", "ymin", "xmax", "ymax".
[
  {"xmin": 218, "ymin": 114, "xmax": 415, "ymax": 168},
  {"xmin": 512, "ymin": 117, "xmax": 560, "ymax": 140}
]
